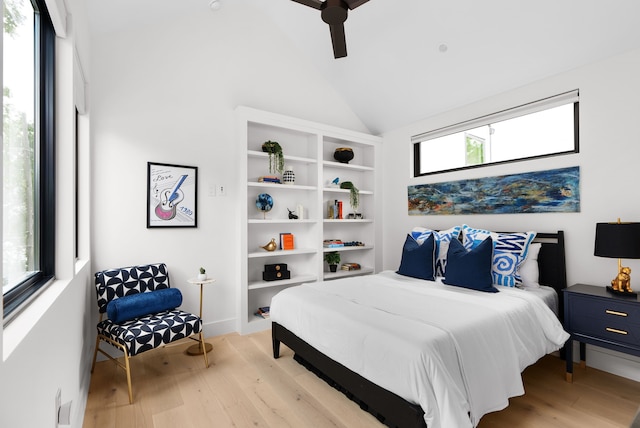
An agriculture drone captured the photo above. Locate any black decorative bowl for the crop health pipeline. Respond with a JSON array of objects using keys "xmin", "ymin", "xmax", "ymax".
[{"xmin": 334, "ymin": 147, "xmax": 354, "ymax": 163}]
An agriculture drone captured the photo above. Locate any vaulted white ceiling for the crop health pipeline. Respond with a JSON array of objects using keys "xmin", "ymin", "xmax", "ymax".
[{"xmin": 87, "ymin": 0, "xmax": 640, "ymax": 134}]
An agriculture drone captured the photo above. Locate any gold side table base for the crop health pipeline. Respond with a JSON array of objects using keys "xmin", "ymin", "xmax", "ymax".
[{"xmin": 187, "ymin": 342, "xmax": 213, "ymax": 355}]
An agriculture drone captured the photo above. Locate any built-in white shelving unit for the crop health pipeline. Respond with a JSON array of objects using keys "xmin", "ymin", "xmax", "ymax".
[{"xmin": 237, "ymin": 106, "xmax": 381, "ymax": 334}]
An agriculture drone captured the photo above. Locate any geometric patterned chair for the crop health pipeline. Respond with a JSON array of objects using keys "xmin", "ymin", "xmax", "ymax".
[{"xmin": 90, "ymin": 263, "xmax": 208, "ymax": 403}]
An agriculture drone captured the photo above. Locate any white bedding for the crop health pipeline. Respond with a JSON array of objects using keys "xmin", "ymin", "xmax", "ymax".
[{"xmin": 271, "ymin": 270, "xmax": 569, "ymax": 428}]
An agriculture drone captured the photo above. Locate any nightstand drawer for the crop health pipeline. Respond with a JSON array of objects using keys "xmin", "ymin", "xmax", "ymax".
[{"xmin": 568, "ymin": 294, "xmax": 640, "ymax": 346}]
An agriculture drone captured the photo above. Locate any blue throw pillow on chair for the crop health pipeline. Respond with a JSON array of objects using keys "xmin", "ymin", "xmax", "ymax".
[
  {"xmin": 396, "ymin": 234, "xmax": 436, "ymax": 281},
  {"xmin": 107, "ymin": 288, "xmax": 183, "ymax": 323},
  {"xmin": 443, "ymin": 237, "xmax": 497, "ymax": 293}
]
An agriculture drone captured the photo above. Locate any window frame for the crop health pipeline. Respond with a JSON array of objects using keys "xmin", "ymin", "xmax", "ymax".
[
  {"xmin": 3, "ymin": 0, "xmax": 56, "ymax": 320},
  {"xmin": 413, "ymin": 91, "xmax": 580, "ymax": 177}
]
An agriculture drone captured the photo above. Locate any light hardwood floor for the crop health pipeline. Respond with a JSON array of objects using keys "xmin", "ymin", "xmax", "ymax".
[{"xmin": 84, "ymin": 330, "xmax": 640, "ymax": 427}]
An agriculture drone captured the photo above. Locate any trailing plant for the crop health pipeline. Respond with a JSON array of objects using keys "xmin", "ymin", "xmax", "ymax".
[
  {"xmin": 339, "ymin": 181, "xmax": 360, "ymax": 211},
  {"xmin": 262, "ymin": 140, "xmax": 285, "ymax": 175}
]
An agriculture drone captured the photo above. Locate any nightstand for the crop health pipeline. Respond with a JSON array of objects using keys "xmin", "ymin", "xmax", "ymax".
[{"xmin": 563, "ymin": 283, "xmax": 640, "ymax": 381}]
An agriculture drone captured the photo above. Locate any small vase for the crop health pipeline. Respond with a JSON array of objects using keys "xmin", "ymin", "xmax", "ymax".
[
  {"xmin": 198, "ymin": 273, "xmax": 207, "ymax": 281},
  {"xmin": 329, "ymin": 264, "xmax": 338, "ymax": 273},
  {"xmin": 283, "ymin": 166, "xmax": 295, "ymax": 185}
]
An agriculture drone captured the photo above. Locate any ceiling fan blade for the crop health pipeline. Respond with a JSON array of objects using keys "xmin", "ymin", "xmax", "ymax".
[
  {"xmin": 291, "ymin": 0, "xmax": 323, "ymax": 10},
  {"xmin": 329, "ymin": 24, "xmax": 347, "ymax": 58},
  {"xmin": 344, "ymin": 0, "xmax": 370, "ymax": 10}
]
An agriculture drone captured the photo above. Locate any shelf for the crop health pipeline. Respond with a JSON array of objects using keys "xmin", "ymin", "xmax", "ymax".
[
  {"xmin": 248, "ymin": 274, "xmax": 318, "ymax": 290},
  {"xmin": 248, "ymin": 150, "xmax": 317, "ymax": 165},
  {"xmin": 239, "ymin": 106, "xmax": 379, "ymax": 334},
  {"xmin": 249, "ymin": 182, "xmax": 317, "ymax": 191},
  {"xmin": 323, "ymin": 267, "xmax": 374, "ymax": 280},
  {"xmin": 322, "ymin": 245, "xmax": 374, "ymax": 252},
  {"xmin": 323, "ymin": 187, "xmax": 373, "ymax": 195},
  {"xmin": 248, "ymin": 248, "xmax": 317, "ymax": 258},
  {"xmin": 249, "ymin": 219, "xmax": 317, "ymax": 225},
  {"xmin": 322, "ymin": 160, "xmax": 374, "ymax": 171},
  {"xmin": 324, "ymin": 219, "xmax": 374, "ymax": 223}
]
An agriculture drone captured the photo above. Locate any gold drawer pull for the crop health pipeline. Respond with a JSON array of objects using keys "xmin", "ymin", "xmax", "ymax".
[
  {"xmin": 605, "ymin": 310, "xmax": 628, "ymax": 317},
  {"xmin": 606, "ymin": 327, "xmax": 628, "ymax": 335}
]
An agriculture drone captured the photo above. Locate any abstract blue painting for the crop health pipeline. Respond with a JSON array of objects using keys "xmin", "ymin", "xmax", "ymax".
[{"xmin": 408, "ymin": 166, "xmax": 580, "ymax": 215}]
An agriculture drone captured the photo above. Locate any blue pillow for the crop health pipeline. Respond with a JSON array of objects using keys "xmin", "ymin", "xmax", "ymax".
[
  {"xmin": 396, "ymin": 234, "xmax": 436, "ymax": 281},
  {"xmin": 462, "ymin": 224, "xmax": 536, "ymax": 287},
  {"xmin": 410, "ymin": 226, "xmax": 462, "ymax": 277},
  {"xmin": 107, "ymin": 288, "xmax": 183, "ymax": 323},
  {"xmin": 443, "ymin": 237, "xmax": 497, "ymax": 293}
]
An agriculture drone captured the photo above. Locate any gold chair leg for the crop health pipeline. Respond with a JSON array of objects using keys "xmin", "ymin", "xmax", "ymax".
[
  {"xmin": 200, "ymin": 332, "xmax": 209, "ymax": 368},
  {"xmin": 123, "ymin": 349, "xmax": 133, "ymax": 404}
]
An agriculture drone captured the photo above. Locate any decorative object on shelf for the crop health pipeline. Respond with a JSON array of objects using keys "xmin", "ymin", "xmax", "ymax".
[
  {"xmin": 334, "ymin": 147, "xmax": 354, "ymax": 163},
  {"xmin": 261, "ymin": 238, "xmax": 277, "ymax": 252},
  {"xmin": 339, "ymin": 181, "xmax": 360, "ymax": 212},
  {"xmin": 296, "ymin": 204, "xmax": 304, "ymax": 220},
  {"xmin": 324, "ymin": 251, "xmax": 341, "ymax": 273},
  {"xmin": 263, "ymin": 264, "xmax": 290, "ymax": 281},
  {"xmin": 594, "ymin": 218, "xmax": 640, "ymax": 296},
  {"xmin": 287, "ymin": 208, "xmax": 298, "ymax": 219},
  {"xmin": 147, "ymin": 162, "xmax": 198, "ymax": 228},
  {"xmin": 258, "ymin": 175, "xmax": 281, "ymax": 184},
  {"xmin": 328, "ymin": 177, "xmax": 340, "ymax": 187},
  {"xmin": 256, "ymin": 193, "xmax": 274, "ymax": 219},
  {"xmin": 282, "ymin": 166, "xmax": 295, "ymax": 185},
  {"xmin": 198, "ymin": 267, "xmax": 207, "ymax": 281},
  {"xmin": 262, "ymin": 140, "xmax": 285, "ymax": 175}
]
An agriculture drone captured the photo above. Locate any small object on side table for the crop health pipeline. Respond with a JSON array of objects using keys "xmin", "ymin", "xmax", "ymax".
[
  {"xmin": 563, "ymin": 283, "xmax": 640, "ymax": 382},
  {"xmin": 186, "ymin": 277, "xmax": 217, "ymax": 355}
]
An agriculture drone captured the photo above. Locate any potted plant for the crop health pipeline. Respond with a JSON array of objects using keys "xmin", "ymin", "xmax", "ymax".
[
  {"xmin": 198, "ymin": 267, "xmax": 207, "ymax": 281},
  {"xmin": 261, "ymin": 140, "xmax": 285, "ymax": 175},
  {"xmin": 324, "ymin": 251, "xmax": 341, "ymax": 272},
  {"xmin": 339, "ymin": 181, "xmax": 360, "ymax": 212}
]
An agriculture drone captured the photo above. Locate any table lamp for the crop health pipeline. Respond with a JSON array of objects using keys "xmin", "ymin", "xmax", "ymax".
[{"xmin": 594, "ymin": 219, "xmax": 640, "ymax": 296}]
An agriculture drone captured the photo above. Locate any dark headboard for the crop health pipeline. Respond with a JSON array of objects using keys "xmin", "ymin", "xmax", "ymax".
[{"xmin": 534, "ymin": 231, "xmax": 567, "ymax": 321}]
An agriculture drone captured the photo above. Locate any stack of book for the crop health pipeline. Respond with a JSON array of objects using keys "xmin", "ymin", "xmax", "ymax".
[
  {"xmin": 323, "ymin": 239, "xmax": 344, "ymax": 248},
  {"xmin": 341, "ymin": 263, "xmax": 361, "ymax": 271},
  {"xmin": 258, "ymin": 176, "xmax": 281, "ymax": 184},
  {"xmin": 255, "ymin": 306, "xmax": 270, "ymax": 319}
]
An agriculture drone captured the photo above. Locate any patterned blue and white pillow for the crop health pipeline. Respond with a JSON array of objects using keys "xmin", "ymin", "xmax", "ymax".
[
  {"xmin": 411, "ymin": 226, "xmax": 462, "ymax": 277},
  {"xmin": 461, "ymin": 224, "xmax": 536, "ymax": 287}
]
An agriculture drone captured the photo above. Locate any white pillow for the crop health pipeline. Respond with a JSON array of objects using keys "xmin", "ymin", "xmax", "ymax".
[{"xmin": 519, "ymin": 243, "xmax": 542, "ymax": 288}]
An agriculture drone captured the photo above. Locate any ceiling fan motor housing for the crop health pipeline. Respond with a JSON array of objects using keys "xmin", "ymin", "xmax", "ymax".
[{"xmin": 322, "ymin": 0, "xmax": 348, "ymax": 25}]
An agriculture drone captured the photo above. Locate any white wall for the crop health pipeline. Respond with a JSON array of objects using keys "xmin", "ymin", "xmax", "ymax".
[
  {"xmin": 381, "ymin": 47, "xmax": 640, "ymax": 381},
  {"xmin": 90, "ymin": 2, "xmax": 368, "ymax": 339},
  {"xmin": 0, "ymin": 0, "xmax": 93, "ymax": 426}
]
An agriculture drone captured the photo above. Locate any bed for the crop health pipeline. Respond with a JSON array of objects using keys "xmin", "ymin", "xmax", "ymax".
[{"xmin": 271, "ymin": 229, "xmax": 569, "ymax": 428}]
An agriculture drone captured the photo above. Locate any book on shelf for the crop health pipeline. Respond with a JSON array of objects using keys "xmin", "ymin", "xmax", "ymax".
[
  {"xmin": 341, "ymin": 263, "xmax": 361, "ymax": 271},
  {"xmin": 323, "ymin": 239, "xmax": 344, "ymax": 248},
  {"xmin": 258, "ymin": 176, "xmax": 281, "ymax": 184},
  {"xmin": 255, "ymin": 306, "xmax": 270, "ymax": 319},
  {"xmin": 280, "ymin": 232, "xmax": 295, "ymax": 250}
]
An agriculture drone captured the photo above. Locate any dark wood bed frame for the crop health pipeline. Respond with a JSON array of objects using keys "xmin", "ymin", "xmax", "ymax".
[{"xmin": 272, "ymin": 231, "xmax": 567, "ymax": 428}]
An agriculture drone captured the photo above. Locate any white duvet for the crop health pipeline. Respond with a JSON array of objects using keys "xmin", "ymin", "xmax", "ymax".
[{"xmin": 270, "ymin": 271, "xmax": 569, "ymax": 428}]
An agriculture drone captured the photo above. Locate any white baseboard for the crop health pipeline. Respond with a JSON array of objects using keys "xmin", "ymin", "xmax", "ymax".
[{"xmin": 573, "ymin": 341, "xmax": 640, "ymax": 382}]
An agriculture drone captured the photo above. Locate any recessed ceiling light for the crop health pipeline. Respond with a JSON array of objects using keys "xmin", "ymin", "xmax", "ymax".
[
  {"xmin": 438, "ymin": 43, "xmax": 448, "ymax": 53},
  {"xmin": 209, "ymin": 0, "xmax": 221, "ymax": 10}
]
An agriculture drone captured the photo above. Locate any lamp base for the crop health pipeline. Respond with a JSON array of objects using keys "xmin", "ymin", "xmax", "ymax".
[{"xmin": 606, "ymin": 286, "xmax": 638, "ymax": 297}]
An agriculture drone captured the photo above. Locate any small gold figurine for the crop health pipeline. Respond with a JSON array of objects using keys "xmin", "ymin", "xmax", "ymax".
[
  {"xmin": 611, "ymin": 266, "xmax": 633, "ymax": 293},
  {"xmin": 261, "ymin": 238, "xmax": 277, "ymax": 252}
]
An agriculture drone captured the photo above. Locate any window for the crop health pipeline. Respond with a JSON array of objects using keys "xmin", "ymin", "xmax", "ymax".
[
  {"xmin": 413, "ymin": 91, "xmax": 579, "ymax": 176},
  {"xmin": 3, "ymin": 0, "xmax": 55, "ymax": 319}
]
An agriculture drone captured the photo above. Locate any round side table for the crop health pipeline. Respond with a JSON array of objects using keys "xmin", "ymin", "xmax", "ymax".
[{"xmin": 186, "ymin": 277, "xmax": 216, "ymax": 355}]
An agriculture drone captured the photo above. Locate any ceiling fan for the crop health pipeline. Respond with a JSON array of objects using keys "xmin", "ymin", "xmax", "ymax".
[{"xmin": 291, "ymin": 0, "xmax": 371, "ymax": 59}]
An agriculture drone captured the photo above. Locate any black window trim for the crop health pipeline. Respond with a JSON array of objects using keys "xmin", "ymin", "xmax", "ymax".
[
  {"xmin": 3, "ymin": 0, "xmax": 56, "ymax": 320},
  {"xmin": 413, "ymin": 90, "xmax": 580, "ymax": 177}
]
